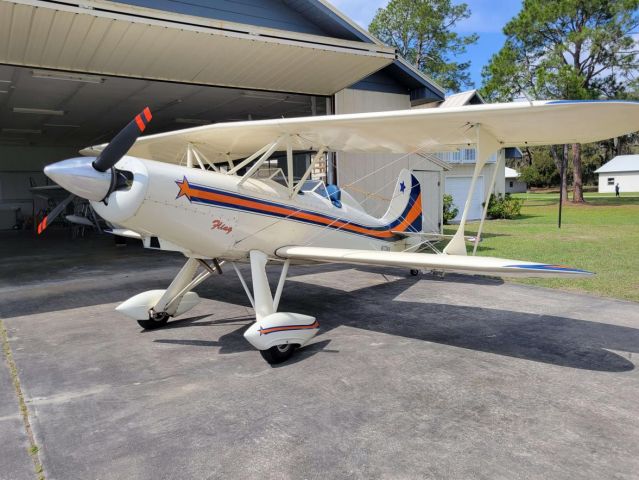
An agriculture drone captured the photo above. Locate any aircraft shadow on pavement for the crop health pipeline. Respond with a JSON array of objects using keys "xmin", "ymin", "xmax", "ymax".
[
  {"xmin": 2, "ymin": 259, "xmax": 634, "ymax": 373},
  {"xmin": 155, "ymin": 267, "xmax": 637, "ymax": 373}
]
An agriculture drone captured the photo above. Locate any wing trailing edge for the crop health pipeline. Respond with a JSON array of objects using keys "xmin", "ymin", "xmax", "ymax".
[{"xmin": 276, "ymin": 246, "xmax": 593, "ymax": 278}]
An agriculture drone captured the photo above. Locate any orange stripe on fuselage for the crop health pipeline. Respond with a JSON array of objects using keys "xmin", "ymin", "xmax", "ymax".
[
  {"xmin": 392, "ymin": 193, "xmax": 422, "ymax": 232},
  {"xmin": 186, "ymin": 185, "xmax": 397, "ymax": 239}
]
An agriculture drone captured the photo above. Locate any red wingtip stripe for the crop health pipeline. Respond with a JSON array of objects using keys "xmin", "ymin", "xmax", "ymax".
[
  {"xmin": 142, "ymin": 107, "xmax": 152, "ymax": 122},
  {"xmin": 134, "ymin": 115, "xmax": 146, "ymax": 132}
]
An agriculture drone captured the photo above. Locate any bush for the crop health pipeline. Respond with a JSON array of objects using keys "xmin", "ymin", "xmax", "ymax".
[
  {"xmin": 486, "ymin": 193, "xmax": 522, "ymax": 219},
  {"xmin": 443, "ymin": 193, "xmax": 459, "ymax": 224}
]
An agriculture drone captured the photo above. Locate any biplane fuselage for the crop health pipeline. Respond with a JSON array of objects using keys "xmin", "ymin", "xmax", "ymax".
[{"xmin": 91, "ymin": 156, "xmax": 422, "ymax": 261}]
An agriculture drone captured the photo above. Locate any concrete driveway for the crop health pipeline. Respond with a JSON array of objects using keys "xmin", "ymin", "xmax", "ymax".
[{"xmin": 1, "ymin": 232, "xmax": 638, "ymax": 479}]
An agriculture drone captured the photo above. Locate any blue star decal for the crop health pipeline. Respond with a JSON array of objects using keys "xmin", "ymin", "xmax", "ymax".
[{"xmin": 399, "ymin": 181, "xmax": 406, "ymax": 193}]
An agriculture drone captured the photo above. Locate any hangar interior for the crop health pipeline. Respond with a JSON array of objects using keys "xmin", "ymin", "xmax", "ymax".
[
  {"xmin": 0, "ymin": 64, "xmax": 330, "ymax": 229},
  {"xmin": 0, "ymin": 0, "xmax": 445, "ymax": 232}
]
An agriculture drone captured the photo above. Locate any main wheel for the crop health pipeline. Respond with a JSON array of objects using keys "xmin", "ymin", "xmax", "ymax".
[
  {"xmin": 260, "ymin": 343, "xmax": 297, "ymax": 364},
  {"xmin": 137, "ymin": 311, "xmax": 170, "ymax": 330},
  {"xmin": 410, "ymin": 269, "xmax": 420, "ymax": 276}
]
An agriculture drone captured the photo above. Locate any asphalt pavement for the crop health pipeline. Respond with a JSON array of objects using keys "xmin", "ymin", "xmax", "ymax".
[{"xmin": 1, "ymin": 231, "xmax": 638, "ymax": 479}]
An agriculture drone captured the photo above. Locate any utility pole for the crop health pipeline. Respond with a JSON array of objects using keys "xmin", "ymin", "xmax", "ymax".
[{"xmin": 558, "ymin": 145, "xmax": 567, "ymax": 229}]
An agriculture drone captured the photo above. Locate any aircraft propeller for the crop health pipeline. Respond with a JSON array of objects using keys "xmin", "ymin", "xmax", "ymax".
[
  {"xmin": 38, "ymin": 107, "xmax": 152, "ymax": 234},
  {"xmin": 93, "ymin": 107, "xmax": 152, "ymax": 172},
  {"xmin": 36, "ymin": 193, "xmax": 75, "ymax": 234}
]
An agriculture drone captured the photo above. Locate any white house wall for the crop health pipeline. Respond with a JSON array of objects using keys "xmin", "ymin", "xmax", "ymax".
[
  {"xmin": 506, "ymin": 179, "xmax": 527, "ymax": 193},
  {"xmin": 598, "ymin": 172, "xmax": 639, "ymax": 193},
  {"xmin": 447, "ymin": 163, "xmax": 505, "ymax": 195},
  {"xmin": 335, "ymin": 88, "xmax": 444, "ymax": 231},
  {"xmin": 445, "ymin": 162, "xmax": 505, "ymax": 221}
]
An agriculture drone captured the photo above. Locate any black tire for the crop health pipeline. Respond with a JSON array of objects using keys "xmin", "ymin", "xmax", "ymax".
[
  {"xmin": 410, "ymin": 269, "xmax": 420, "ymax": 276},
  {"xmin": 137, "ymin": 311, "xmax": 170, "ymax": 330},
  {"xmin": 260, "ymin": 344, "xmax": 297, "ymax": 364}
]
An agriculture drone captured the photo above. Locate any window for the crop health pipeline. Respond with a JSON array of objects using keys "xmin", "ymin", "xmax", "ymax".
[
  {"xmin": 436, "ymin": 148, "xmax": 497, "ymax": 164},
  {"xmin": 608, "ymin": 177, "xmax": 615, "ymax": 185},
  {"xmin": 509, "ymin": 181, "xmax": 514, "ymax": 188}
]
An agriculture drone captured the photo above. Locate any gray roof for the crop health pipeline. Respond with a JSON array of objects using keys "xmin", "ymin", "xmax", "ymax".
[
  {"xmin": 439, "ymin": 89, "xmax": 485, "ymax": 108},
  {"xmin": 595, "ymin": 155, "xmax": 639, "ymax": 173}
]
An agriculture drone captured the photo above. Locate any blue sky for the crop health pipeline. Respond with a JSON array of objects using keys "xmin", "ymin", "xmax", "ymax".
[{"xmin": 330, "ymin": 0, "xmax": 523, "ymax": 90}]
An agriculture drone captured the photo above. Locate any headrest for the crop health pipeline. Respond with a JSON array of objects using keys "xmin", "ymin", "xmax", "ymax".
[{"xmin": 326, "ymin": 184, "xmax": 342, "ymax": 208}]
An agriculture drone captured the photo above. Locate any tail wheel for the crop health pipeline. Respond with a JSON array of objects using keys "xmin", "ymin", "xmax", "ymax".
[
  {"xmin": 137, "ymin": 311, "xmax": 170, "ymax": 330},
  {"xmin": 260, "ymin": 344, "xmax": 297, "ymax": 364}
]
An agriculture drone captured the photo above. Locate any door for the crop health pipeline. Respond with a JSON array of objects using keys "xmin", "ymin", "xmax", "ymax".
[
  {"xmin": 445, "ymin": 176, "xmax": 484, "ymax": 222},
  {"xmin": 411, "ymin": 170, "xmax": 442, "ymax": 233}
]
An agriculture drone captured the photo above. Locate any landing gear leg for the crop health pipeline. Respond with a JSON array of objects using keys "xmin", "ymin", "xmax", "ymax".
[
  {"xmin": 117, "ymin": 257, "xmax": 223, "ymax": 329},
  {"xmin": 249, "ymin": 251, "xmax": 296, "ymax": 364},
  {"xmin": 234, "ymin": 251, "xmax": 318, "ymax": 364}
]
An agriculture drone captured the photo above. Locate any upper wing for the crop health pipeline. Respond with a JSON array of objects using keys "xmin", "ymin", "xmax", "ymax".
[
  {"xmin": 80, "ymin": 100, "xmax": 639, "ymax": 164},
  {"xmin": 276, "ymin": 246, "xmax": 593, "ymax": 278}
]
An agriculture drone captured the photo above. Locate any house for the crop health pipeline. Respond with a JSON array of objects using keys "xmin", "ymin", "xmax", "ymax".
[
  {"xmin": 505, "ymin": 167, "xmax": 527, "ymax": 193},
  {"xmin": 426, "ymin": 90, "xmax": 522, "ymax": 222},
  {"xmin": 594, "ymin": 155, "xmax": 639, "ymax": 193}
]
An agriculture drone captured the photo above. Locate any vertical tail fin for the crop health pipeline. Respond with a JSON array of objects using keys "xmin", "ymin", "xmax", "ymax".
[{"xmin": 380, "ymin": 169, "xmax": 422, "ymax": 233}]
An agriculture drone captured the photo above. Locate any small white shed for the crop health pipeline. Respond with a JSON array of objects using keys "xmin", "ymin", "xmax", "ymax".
[
  {"xmin": 505, "ymin": 167, "xmax": 527, "ymax": 193},
  {"xmin": 595, "ymin": 155, "xmax": 639, "ymax": 193}
]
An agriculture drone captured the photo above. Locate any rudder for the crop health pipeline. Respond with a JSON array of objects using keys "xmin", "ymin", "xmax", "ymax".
[{"xmin": 380, "ymin": 169, "xmax": 422, "ymax": 233}]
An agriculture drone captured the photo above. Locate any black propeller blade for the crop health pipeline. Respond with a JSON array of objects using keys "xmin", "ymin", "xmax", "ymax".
[
  {"xmin": 92, "ymin": 107, "xmax": 152, "ymax": 172},
  {"xmin": 37, "ymin": 193, "xmax": 76, "ymax": 235}
]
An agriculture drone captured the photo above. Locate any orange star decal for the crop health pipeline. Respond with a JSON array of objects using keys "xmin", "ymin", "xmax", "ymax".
[{"xmin": 175, "ymin": 176, "xmax": 193, "ymax": 200}]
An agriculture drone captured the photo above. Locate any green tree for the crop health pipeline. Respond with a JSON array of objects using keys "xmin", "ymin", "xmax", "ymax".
[
  {"xmin": 519, "ymin": 150, "xmax": 563, "ymax": 188},
  {"xmin": 369, "ymin": 0, "xmax": 478, "ymax": 92},
  {"xmin": 480, "ymin": 0, "xmax": 639, "ymax": 203}
]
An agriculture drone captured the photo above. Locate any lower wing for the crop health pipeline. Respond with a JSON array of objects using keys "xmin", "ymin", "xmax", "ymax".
[{"xmin": 276, "ymin": 246, "xmax": 592, "ymax": 278}]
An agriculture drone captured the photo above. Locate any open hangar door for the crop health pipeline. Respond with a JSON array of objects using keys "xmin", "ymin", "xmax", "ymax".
[{"xmin": 0, "ymin": 64, "xmax": 329, "ymax": 233}]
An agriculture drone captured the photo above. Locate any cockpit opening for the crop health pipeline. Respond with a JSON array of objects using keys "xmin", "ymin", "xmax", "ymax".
[{"xmin": 300, "ymin": 180, "xmax": 343, "ymax": 208}]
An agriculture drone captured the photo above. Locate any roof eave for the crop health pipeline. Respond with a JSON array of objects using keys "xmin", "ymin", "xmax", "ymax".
[
  {"xmin": 313, "ymin": 0, "xmax": 387, "ymax": 46},
  {"xmin": 395, "ymin": 58, "xmax": 446, "ymax": 97}
]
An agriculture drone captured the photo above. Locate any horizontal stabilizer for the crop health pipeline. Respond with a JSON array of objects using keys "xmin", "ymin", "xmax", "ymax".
[
  {"xmin": 276, "ymin": 246, "xmax": 592, "ymax": 278},
  {"xmin": 391, "ymin": 231, "xmax": 479, "ymax": 242}
]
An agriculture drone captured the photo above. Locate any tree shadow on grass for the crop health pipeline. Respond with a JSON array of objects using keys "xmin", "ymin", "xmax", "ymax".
[{"xmin": 585, "ymin": 196, "xmax": 639, "ymax": 206}]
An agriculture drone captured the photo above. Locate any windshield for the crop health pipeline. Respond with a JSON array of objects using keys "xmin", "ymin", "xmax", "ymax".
[{"xmin": 299, "ymin": 180, "xmax": 328, "ymax": 198}]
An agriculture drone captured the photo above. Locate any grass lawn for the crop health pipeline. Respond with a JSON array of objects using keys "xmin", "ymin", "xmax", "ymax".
[{"xmin": 447, "ymin": 192, "xmax": 639, "ymax": 303}]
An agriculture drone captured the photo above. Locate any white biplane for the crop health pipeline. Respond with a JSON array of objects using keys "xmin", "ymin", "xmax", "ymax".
[{"xmin": 40, "ymin": 100, "xmax": 639, "ymax": 363}]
